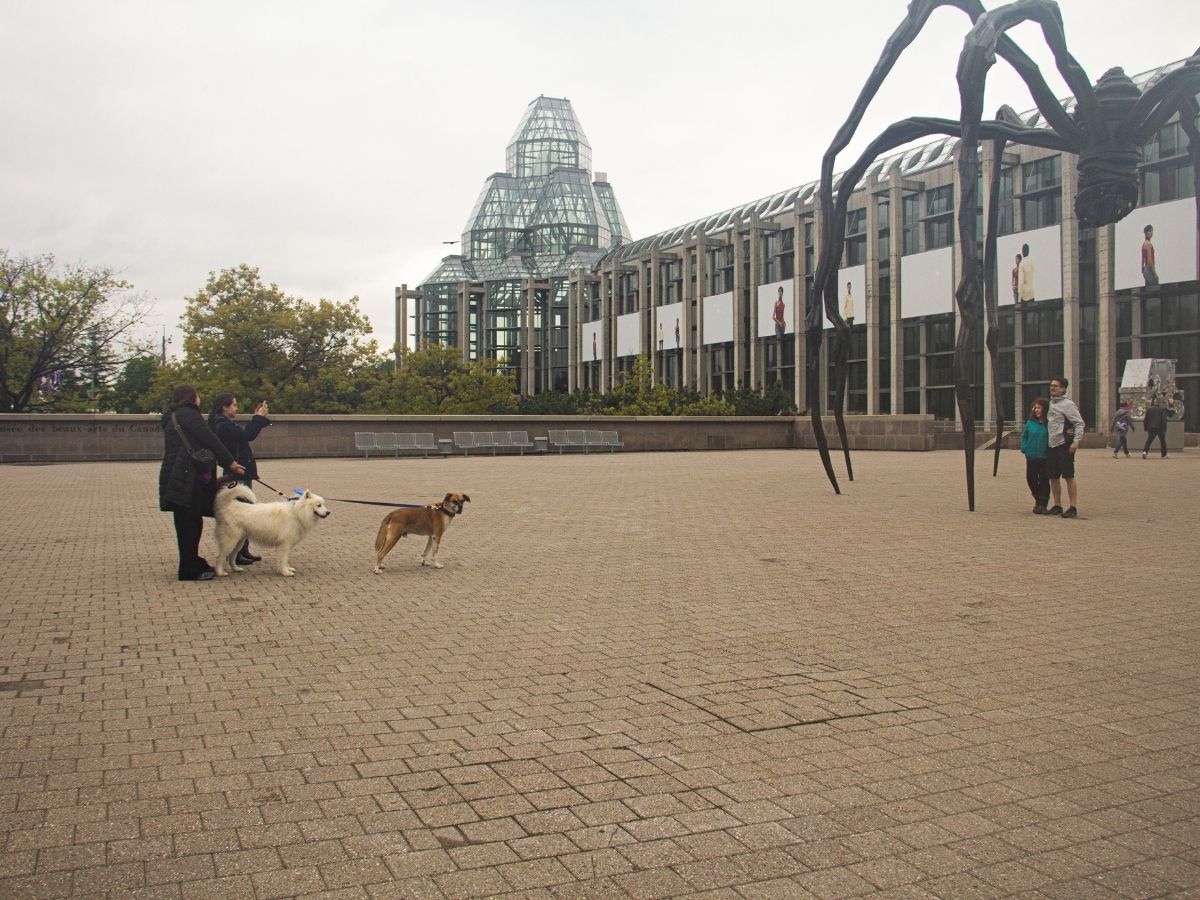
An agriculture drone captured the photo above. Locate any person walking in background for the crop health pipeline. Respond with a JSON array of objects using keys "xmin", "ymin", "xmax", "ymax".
[
  {"xmin": 1110, "ymin": 402, "xmax": 1134, "ymax": 458},
  {"xmin": 1142, "ymin": 397, "xmax": 1168, "ymax": 459},
  {"xmin": 1046, "ymin": 376, "xmax": 1085, "ymax": 519},
  {"xmin": 160, "ymin": 385, "xmax": 244, "ymax": 581},
  {"xmin": 1020, "ymin": 397, "xmax": 1051, "ymax": 514},
  {"xmin": 209, "ymin": 393, "xmax": 271, "ymax": 565},
  {"xmin": 1141, "ymin": 224, "xmax": 1158, "ymax": 286}
]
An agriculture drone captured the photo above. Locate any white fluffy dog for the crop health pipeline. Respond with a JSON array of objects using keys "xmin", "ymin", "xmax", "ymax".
[{"xmin": 213, "ymin": 484, "xmax": 330, "ymax": 577}]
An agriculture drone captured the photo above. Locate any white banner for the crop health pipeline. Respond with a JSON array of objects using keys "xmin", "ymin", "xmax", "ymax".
[
  {"xmin": 997, "ymin": 225, "xmax": 1062, "ymax": 304},
  {"xmin": 655, "ymin": 302, "xmax": 685, "ymax": 351},
  {"xmin": 757, "ymin": 280, "xmax": 795, "ymax": 338},
  {"xmin": 900, "ymin": 246, "xmax": 954, "ymax": 319},
  {"xmin": 703, "ymin": 292, "xmax": 734, "ymax": 345},
  {"xmin": 616, "ymin": 312, "xmax": 641, "ymax": 357},
  {"xmin": 1114, "ymin": 198, "xmax": 1198, "ymax": 290},
  {"xmin": 581, "ymin": 320, "xmax": 603, "ymax": 363}
]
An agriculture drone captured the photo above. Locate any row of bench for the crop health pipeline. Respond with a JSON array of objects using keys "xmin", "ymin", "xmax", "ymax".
[
  {"xmin": 547, "ymin": 430, "xmax": 623, "ymax": 453},
  {"xmin": 353, "ymin": 430, "xmax": 624, "ymax": 458}
]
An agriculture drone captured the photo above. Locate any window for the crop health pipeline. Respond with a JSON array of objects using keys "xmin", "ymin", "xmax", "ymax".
[
  {"xmin": 924, "ymin": 185, "xmax": 954, "ymax": 250},
  {"xmin": 1020, "ymin": 156, "xmax": 1062, "ymax": 228},
  {"xmin": 877, "ymin": 199, "xmax": 890, "ymax": 259},
  {"xmin": 1140, "ymin": 121, "xmax": 1195, "ymax": 204},
  {"xmin": 902, "ymin": 194, "xmax": 920, "ymax": 255},
  {"xmin": 996, "ymin": 167, "xmax": 1015, "ymax": 236},
  {"xmin": 845, "ymin": 207, "xmax": 867, "ymax": 266}
]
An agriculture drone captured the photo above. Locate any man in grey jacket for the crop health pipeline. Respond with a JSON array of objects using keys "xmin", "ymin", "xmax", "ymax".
[{"xmin": 1047, "ymin": 376, "xmax": 1086, "ymax": 519}]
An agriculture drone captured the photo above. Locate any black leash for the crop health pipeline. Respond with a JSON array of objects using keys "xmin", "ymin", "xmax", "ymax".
[
  {"xmin": 330, "ymin": 498, "xmax": 431, "ymax": 509},
  {"xmin": 253, "ymin": 476, "xmax": 427, "ymax": 509}
]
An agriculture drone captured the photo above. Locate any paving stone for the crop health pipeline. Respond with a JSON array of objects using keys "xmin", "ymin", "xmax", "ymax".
[{"xmin": 1, "ymin": 450, "xmax": 1198, "ymax": 897}]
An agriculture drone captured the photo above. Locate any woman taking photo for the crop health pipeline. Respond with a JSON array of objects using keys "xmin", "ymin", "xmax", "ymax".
[
  {"xmin": 208, "ymin": 393, "xmax": 271, "ymax": 565},
  {"xmin": 160, "ymin": 385, "xmax": 245, "ymax": 581}
]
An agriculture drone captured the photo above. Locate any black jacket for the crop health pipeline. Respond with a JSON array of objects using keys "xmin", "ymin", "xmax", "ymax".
[
  {"xmin": 159, "ymin": 403, "xmax": 236, "ymax": 514},
  {"xmin": 212, "ymin": 413, "xmax": 270, "ymax": 481},
  {"xmin": 1143, "ymin": 405, "xmax": 1168, "ymax": 432}
]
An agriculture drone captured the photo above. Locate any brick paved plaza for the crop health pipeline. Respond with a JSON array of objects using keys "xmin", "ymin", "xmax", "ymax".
[{"xmin": 1, "ymin": 448, "xmax": 1197, "ymax": 899}]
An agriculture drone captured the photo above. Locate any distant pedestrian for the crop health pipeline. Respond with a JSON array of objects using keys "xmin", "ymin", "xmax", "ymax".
[
  {"xmin": 208, "ymin": 393, "xmax": 272, "ymax": 565},
  {"xmin": 1110, "ymin": 403, "xmax": 1134, "ymax": 458},
  {"xmin": 1020, "ymin": 397, "xmax": 1051, "ymax": 514},
  {"xmin": 1142, "ymin": 398, "xmax": 1168, "ymax": 459}
]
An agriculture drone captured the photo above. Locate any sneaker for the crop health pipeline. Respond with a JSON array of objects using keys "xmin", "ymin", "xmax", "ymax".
[
  {"xmin": 1046, "ymin": 505, "xmax": 1063, "ymax": 516},
  {"xmin": 1142, "ymin": 451, "xmax": 1147, "ymax": 459},
  {"xmin": 1113, "ymin": 453, "xmax": 1119, "ymax": 459},
  {"xmin": 1062, "ymin": 507, "xmax": 1078, "ymax": 519}
]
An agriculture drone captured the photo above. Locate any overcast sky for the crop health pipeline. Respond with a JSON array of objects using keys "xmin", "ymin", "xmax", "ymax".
[{"xmin": 2, "ymin": 0, "xmax": 1196, "ymax": 356}]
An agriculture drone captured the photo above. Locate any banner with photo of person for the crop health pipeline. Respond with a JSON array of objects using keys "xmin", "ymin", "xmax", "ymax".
[
  {"xmin": 997, "ymin": 225, "xmax": 1062, "ymax": 305},
  {"xmin": 1114, "ymin": 198, "xmax": 1198, "ymax": 291},
  {"xmin": 581, "ymin": 320, "xmax": 603, "ymax": 364},
  {"xmin": 655, "ymin": 302, "xmax": 685, "ymax": 351},
  {"xmin": 899, "ymin": 246, "xmax": 954, "ymax": 319},
  {"xmin": 616, "ymin": 312, "xmax": 641, "ymax": 357},
  {"xmin": 835, "ymin": 265, "xmax": 866, "ymax": 327},
  {"xmin": 757, "ymin": 280, "xmax": 795, "ymax": 338},
  {"xmin": 702, "ymin": 292, "xmax": 734, "ymax": 345}
]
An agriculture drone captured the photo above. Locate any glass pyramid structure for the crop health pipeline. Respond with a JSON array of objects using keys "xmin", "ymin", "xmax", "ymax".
[{"xmin": 421, "ymin": 96, "xmax": 629, "ymax": 285}]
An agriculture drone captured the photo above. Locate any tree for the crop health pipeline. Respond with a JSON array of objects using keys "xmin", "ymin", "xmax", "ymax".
[
  {"xmin": 111, "ymin": 356, "xmax": 160, "ymax": 413},
  {"xmin": 177, "ymin": 265, "xmax": 379, "ymax": 412},
  {"xmin": 0, "ymin": 251, "xmax": 147, "ymax": 412},
  {"xmin": 364, "ymin": 345, "xmax": 517, "ymax": 414}
]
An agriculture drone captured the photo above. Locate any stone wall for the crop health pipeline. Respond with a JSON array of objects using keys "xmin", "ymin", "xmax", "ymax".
[{"xmin": 0, "ymin": 414, "xmax": 948, "ymax": 463}]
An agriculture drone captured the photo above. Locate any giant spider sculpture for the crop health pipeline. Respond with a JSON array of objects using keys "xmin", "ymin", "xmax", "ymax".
[{"xmin": 807, "ymin": 0, "xmax": 1200, "ymax": 509}]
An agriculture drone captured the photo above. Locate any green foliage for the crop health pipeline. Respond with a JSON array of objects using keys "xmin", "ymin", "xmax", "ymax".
[
  {"xmin": 517, "ymin": 389, "xmax": 588, "ymax": 415},
  {"xmin": 111, "ymin": 356, "xmax": 159, "ymax": 413},
  {"xmin": 175, "ymin": 264, "xmax": 379, "ymax": 413},
  {"xmin": 723, "ymin": 381, "xmax": 798, "ymax": 416},
  {"xmin": 362, "ymin": 345, "xmax": 517, "ymax": 414},
  {"xmin": 0, "ymin": 250, "xmax": 147, "ymax": 412},
  {"xmin": 584, "ymin": 357, "xmax": 674, "ymax": 416}
]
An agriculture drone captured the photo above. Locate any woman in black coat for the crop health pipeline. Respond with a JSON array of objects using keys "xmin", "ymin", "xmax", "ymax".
[
  {"xmin": 160, "ymin": 385, "xmax": 245, "ymax": 580},
  {"xmin": 208, "ymin": 393, "xmax": 271, "ymax": 565}
]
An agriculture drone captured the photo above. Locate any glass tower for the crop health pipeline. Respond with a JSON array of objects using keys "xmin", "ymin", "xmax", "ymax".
[{"xmin": 417, "ymin": 96, "xmax": 628, "ymax": 392}]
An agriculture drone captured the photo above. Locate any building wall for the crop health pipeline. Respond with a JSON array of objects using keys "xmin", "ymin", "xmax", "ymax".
[{"xmin": 408, "ymin": 93, "xmax": 1199, "ymax": 437}]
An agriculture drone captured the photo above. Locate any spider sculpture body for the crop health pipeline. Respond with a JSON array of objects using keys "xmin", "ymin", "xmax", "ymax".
[{"xmin": 808, "ymin": 0, "xmax": 1199, "ymax": 509}]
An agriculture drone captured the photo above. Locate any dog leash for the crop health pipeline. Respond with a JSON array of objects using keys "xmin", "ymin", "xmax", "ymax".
[
  {"xmin": 253, "ymin": 476, "xmax": 428, "ymax": 509},
  {"xmin": 329, "ymin": 498, "xmax": 432, "ymax": 509}
]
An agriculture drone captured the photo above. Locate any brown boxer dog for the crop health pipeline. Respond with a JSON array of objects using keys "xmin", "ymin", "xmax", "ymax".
[{"xmin": 372, "ymin": 492, "xmax": 470, "ymax": 573}]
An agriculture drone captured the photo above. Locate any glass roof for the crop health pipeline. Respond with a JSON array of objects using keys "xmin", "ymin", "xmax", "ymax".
[{"xmin": 421, "ymin": 95, "xmax": 628, "ymax": 287}]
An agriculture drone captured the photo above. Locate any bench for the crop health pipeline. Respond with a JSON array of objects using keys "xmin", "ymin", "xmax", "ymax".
[
  {"xmin": 601, "ymin": 431, "xmax": 623, "ymax": 451},
  {"xmin": 354, "ymin": 432, "xmax": 377, "ymax": 458},
  {"xmin": 453, "ymin": 431, "xmax": 477, "ymax": 455},
  {"xmin": 508, "ymin": 431, "xmax": 534, "ymax": 454},
  {"xmin": 358, "ymin": 432, "xmax": 441, "ymax": 459}
]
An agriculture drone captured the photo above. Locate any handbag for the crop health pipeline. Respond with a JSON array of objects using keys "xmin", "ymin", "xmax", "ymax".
[{"xmin": 171, "ymin": 413, "xmax": 217, "ymax": 469}]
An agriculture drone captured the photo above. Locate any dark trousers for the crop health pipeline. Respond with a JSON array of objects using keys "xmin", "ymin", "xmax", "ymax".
[
  {"xmin": 172, "ymin": 509, "xmax": 208, "ymax": 578},
  {"xmin": 1113, "ymin": 434, "xmax": 1129, "ymax": 456},
  {"xmin": 1025, "ymin": 458, "xmax": 1049, "ymax": 505},
  {"xmin": 1143, "ymin": 428, "xmax": 1167, "ymax": 457}
]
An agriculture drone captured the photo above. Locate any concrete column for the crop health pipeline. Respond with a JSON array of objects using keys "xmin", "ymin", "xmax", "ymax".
[
  {"xmin": 1060, "ymin": 153, "xmax": 1081, "ymax": 394},
  {"xmin": 811, "ymin": 203, "xmax": 828, "ymax": 413},
  {"xmin": 794, "ymin": 206, "xmax": 809, "ymax": 412},
  {"xmin": 650, "ymin": 253, "xmax": 661, "ymax": 384},
  {"xmin": 951, "ymin": 146, "xmax": 965, "ymax": 425},
  {"xmin": 568, "ymin": 275, "xmax": 577, "ymax": 393},
  {"xmin": 1096, "ymin": 225, "xmax": 1117, "ymax": 431},
  {"xmin": 682, "ymin": 246, "xmax": 694, "ymax": 388},
  {"xmin": 865, "ymin": 187, "xmax": 880, "ymax": 414},
  {"xmin": 522, "ymin": 278, "xmax": 535, "ymax": 397},
  {"xmin": 601, "ymin": 267, "xmax": 611, "ymax": 393},
  {"xmin": 748, "ymin": 224, "xmax": 760, "ymax": 387},
  {"xmin": 394, "ymin": 286, "xmax": 407, "ymax": 366},
  {"xmin": 889, "ymin": 172, "xmax": 903, "ymax": 413},
  {"xmin": 457, "ymin": 282, "xmax": 470, "ymax": 363},
  {"xmin": 695, "ymin": 244, "xmax": 708, "ymax": 393},
  {"xmin": 732, "ymin": 235, "xmax": 744, "ymax": 389}
]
